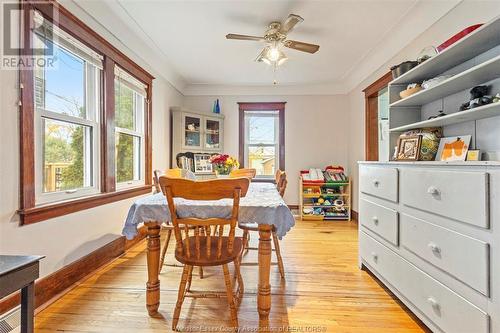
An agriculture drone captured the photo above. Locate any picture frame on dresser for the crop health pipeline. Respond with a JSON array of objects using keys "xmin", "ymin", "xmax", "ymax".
[
  {"xmin": 435, "ymin": 136, "xmax": 471, "ymax": 162},
  {"xmin": 396, "ymin": 135, "xmax": 421, "ymax": 161}
]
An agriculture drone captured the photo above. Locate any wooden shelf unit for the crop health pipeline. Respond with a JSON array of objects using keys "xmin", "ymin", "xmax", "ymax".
[{"xmin": 300, "ymin": 177, "xmax": 351, "ymax": 221}]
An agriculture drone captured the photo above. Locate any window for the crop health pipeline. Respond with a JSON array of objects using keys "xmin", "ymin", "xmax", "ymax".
[
  {"xmin": 33, "ymin": 12, "xmax": 102, "ymax": 204},
  {"xmin": 19, "ymin": 2, "xmax": 153, "ymax": 224},
  {"xmin": 114, "ymin": 66, "xmax": 146, "ymax": 187},
  {"xmin": 238, "ymin": 103, "xmax": 285, "ymax": 180}
]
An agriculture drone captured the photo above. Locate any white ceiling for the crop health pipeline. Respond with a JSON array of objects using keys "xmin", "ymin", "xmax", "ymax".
[{"xmin": 73, "ymin": 0, "xmax": 461, "ymax": 94}]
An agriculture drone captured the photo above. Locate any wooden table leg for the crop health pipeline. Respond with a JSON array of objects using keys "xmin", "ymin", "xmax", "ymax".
[
  {"xmin": 145, "ymin": 221, "xmax": 161, "ymax": 316},
  {"xmin": 258, "ymin": 224, "xmax": 272, "ymax": 328},
  {"xmin": 20, "ymin": 281, "xmax": 34, "ymax": 333}
]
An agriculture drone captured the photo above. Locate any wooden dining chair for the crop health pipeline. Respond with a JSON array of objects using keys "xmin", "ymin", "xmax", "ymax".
[
  {"xmin": 154, "ymin": 168, "xmax": 196, "ymax": 193},
  {"xmin": 157, "ymin": 168, "xmax": 197, "ymax": 273},
  {"xmin": 238, "ymin": 171, "xmax": 287, "ymax": 279},
  {"xmin": 159, "ymin": 177, "xmax": 250, "ymax": 330},
  {"xmin": 229, "ymin": 168, "xmax": 256, "ymax": 179}
]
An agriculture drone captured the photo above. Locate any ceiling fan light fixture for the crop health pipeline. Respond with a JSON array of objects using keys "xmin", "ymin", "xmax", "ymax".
[
  {"xmin": 261, "ymin": 46, "xmax": 287, "ymax": 66},
  {"xmin": 267, "ymin": 47, "xmax": 281, "ymax": 61}
]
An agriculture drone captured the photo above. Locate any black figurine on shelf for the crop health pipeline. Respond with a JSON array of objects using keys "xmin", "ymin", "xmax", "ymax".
[
  {"xmin": 428, "ymin": 110, "xmax": 447, "ymax": 119},
  {"xmin": 460, "ymin": 85, "xmax": 493, "ymax": 111}
]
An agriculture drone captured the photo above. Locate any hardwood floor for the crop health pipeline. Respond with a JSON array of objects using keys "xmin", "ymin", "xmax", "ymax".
[{"xmin": 35, "ymin": 220, "xmax": 429, "ymax": 332}]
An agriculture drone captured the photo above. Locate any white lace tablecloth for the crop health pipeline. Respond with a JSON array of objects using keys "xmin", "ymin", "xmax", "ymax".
[{"xmin": 122, "ymin": 183, "xmax": 295, "ymax": 240}]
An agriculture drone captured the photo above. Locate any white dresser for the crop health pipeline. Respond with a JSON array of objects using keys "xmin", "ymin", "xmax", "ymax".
[{"xmin": 358, "ymin": 161, "xmax": 500, "ymax": 333}]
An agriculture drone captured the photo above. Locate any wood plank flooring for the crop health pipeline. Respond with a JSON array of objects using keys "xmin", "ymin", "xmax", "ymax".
[{"xmin": 35, "ymin": 220, "xmax": 429, "ymax": 332}]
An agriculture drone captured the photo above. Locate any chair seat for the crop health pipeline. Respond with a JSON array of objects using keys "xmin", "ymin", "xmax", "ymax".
[
  {"xmin": 238, "ymin": 221, "xmax": 259, "ymax": 231},
  {"xmin": 175, "ymin": 236, "xmax": 244, "ymax": 266}
]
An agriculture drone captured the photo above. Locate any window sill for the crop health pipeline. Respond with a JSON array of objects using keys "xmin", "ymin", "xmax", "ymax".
[
  {"xmin": 18, "ymin": 185, "xmax": 152, "ymax": 225},
  {"xmin": 252, "ymin": 178, "xmax": 276, "ymax": 183}
]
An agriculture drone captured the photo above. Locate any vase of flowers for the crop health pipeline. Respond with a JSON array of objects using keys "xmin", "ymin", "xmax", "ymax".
[{"xmin": 209, "ymin": 154, "xmax": 239, "ymax": 177}]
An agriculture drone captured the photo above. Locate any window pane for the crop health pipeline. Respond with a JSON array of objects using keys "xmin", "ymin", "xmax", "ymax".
[
  {"xmin": 39, "ymin": 42, "xmax": 86, "ymax": 118},
  {"xmin": 116, "ymin": 132, "xmax": 141, "ymax": 183},
  {"xmin": 248, "ymin": 146, "xmax": 276, "ymax": 177},
  {"xmin": 43, "ymin": 118, "xmax": 92, "ymax": 192},
  {"xmin": 247, "ymin": 112, "xmax": 277, "ymax": 144},
  {"xmin": 205, "ymin": 119, "xmax": 220, "ymax": 149},
  {"xmin": 184, "ymin": 116, "xmax": 201, "ymax": 147},
  {"xmin": 115, "ymin": 80, "xmax": 135, "ymax": 130}
]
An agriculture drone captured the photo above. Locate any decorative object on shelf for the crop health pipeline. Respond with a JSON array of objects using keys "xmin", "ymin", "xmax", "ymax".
[
  {"xmin": 437, "ymin": 24, "xmax": 483, "ymax": 52},
  {"xmin": 400, "ymin": 127, "xmax": 443, "ymax": 161},
  {"xmin": 209, "ymin": 154, "xmax": 239, "ymax": 176},
  {"xmin": 176, "ymin": 152, "xmax": 195, "ymax": 171},
  {"xmin": 428, "ymin": 110, "xmax": 447, "ymax": 120},
  {"xmin": 399, "ymin": 83, "xmax": 422, "ymax": 99},
  {"xmin": 396, "ymin": 135, "xmax": 422, "ymax": 161},
  {"xmin": 212, "ymin": 99, "xmax": 221, "ymax": 114},
  {"xmin": 417, "ymin": 46, "xmax": 438, "ymax": 64},
  {"xmin": 390, "ymin": 61, "xmax": 418, "ymax": 79},
  {"xmin": 194, "ymin": 154, "xmax": 214, "ymax": 174},
  {"xmin": 436, "ymin": 135, "xmax": 471, "ymax": 161},
  {"xmin": 467, "ymin": 150, "xmax": 481, "ymax": 161},
  {"xmin": 421, "ymin": 75, "xmax": 453, "ymax": 90},
  {"xmin": 460, "ymin": 85, "xmax": 493, "ymax": 111}
]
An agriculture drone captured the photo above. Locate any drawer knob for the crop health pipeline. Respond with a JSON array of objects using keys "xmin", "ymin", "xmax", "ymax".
[
  {"xmin": 371, "ymin": 252, "xmax": 378, "ymax": 262},
  {"xmin": 372, "ymin": 216, "xmax": 379, "ymax": 225},
  {"xmin": 427, "ymin": 297, "xmax": 440, "ymax": 310},
  {"xmin": 428, "ymin": 242, "xmax": 441, "ymax": 254},
  {"xmin": 373, "ymin": 180, "xmax": 380, "ymax": 187},
  {"xmin": 427, "ymin": 186, "xmax": 440, "ymax": 196}
]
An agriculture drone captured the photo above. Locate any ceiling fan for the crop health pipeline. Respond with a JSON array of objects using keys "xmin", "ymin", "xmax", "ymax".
[{"xmin": 226, "ymin": 14, "xmax": 320, "ymax": 67}]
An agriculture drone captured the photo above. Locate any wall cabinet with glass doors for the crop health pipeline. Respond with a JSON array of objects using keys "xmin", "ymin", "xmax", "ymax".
[{"xmin": 171, "ymin": 107, "xmax": 224, "ymax": 168}]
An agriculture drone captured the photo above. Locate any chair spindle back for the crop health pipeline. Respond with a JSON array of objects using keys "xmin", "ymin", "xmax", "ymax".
[{"xmin": 159, "ymin": 177, "xmax": 250, "ymax": 260}]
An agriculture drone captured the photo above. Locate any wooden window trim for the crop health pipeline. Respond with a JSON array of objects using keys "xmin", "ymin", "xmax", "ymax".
[
  {"xmin": 238, "ymin": 102, "xmax": 286, "ymax": 182},
  {"xmin": 362, "ymin": 72, "xmax": 392, "ymax": 161},
  {"xmin": 18, "ymin": 0, "xmax": 154, "ymax": 225}
]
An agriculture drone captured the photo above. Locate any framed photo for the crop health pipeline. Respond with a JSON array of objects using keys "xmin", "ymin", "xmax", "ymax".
[
  {"xmin": 396, "ymin": 135, "xmax": 422, "ymax": 161},
  {"xmin": 436, "ymin": 136, "xmax": 471, "ymax": 161},
  {"xmin": 193, "ymin": 154, "xmax": 213, "ymax": 174},
  {"xmin": 467, "ymin": 149, "xmax": 481, "ymax": 161}
]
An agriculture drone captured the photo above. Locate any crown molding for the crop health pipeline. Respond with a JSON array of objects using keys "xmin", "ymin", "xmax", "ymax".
[{"xmin": 183, "ymin": 82, "xmax": 348, "ymax": 96}]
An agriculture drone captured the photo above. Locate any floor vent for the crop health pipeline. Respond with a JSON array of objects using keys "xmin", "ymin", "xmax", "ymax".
[{"xmin": 0, "ymin": 307, "xmax": 20, "ymax": 333}]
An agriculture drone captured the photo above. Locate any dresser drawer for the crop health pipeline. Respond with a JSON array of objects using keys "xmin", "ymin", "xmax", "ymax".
[
  {"xmin": 401, "ymin": 169, "xmax": 489, "ymax": 228},
  {"xmin": 361, "ymin": 232, "xmax": 489, "ymax": 333},
  {"xmin": 401, "ymin": 214, "xmax": 489, "ymax": 296},
  {"xmin": 360, "ymin": 199, "xmax": 399, "ymax": 246},
  {"xmin": 359, "ymin": 166, "xmax": 398, "ymax": 202}
]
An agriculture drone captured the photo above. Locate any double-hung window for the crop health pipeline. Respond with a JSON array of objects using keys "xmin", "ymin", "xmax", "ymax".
[
  {"xmin": 114, "ymin": 67, "xmax": 146, "ymax": 188},
  {"xmin": 19, "ymin": 2, "xmax": 153, "ymax": 225},
  {"xmin": 33, "ymin": 11, "xmax": 102, "ymax": 204},
  {"xmin": 238, "ymin": 103, "xmax": 285, "ymax": 180}
]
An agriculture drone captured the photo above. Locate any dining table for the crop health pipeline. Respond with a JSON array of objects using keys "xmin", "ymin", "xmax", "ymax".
[{"xmin": 122, "ymin": 182, "xmax": 295, "ymax": 327}]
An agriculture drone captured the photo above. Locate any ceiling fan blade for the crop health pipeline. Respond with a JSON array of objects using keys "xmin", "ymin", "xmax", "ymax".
[
  {"xmin": 280, "ymin": 14, "xmax": 304, "ymax": 34},
  {"xmin": 226, "ymin": 33, "xmax": 265, "ymax": 41},
  {"xmin": 284, "ymin": 40, "xmax": 320, "ymax": 54},
  {"xmin": 255, "ymin": 48, "xmax": 267, "ymax": 62}
]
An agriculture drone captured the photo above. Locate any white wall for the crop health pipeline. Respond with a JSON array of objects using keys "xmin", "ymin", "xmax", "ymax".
[
  {"xmin": 0, "ymin": 1, "xmax": 183, "ymax": 278},
  {"xmin": 183, "ymin": 95, "xmax": 349, "ymax": 205},
  {"xmin": 347, "ymin": 0, "xmax": 500, "ymax": 212}
]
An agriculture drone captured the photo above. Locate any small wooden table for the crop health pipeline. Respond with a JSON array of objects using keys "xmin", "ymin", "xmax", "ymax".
[{"xmin": 0, "ymin": 255, "xmax": 44, "ymax": 333}]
